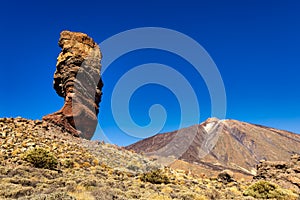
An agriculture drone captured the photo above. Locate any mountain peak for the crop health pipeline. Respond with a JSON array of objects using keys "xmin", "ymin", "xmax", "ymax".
[
  {"xmin": 127, "ymin": 118, "xmax": 300, "ymax": 177},
  {"xmin": 203, "ymin": 117, "xmax": 220, "ymax": 123}
]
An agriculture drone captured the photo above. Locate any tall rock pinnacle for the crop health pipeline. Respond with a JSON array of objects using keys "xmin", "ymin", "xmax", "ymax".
[{"xmin": 43, "ymin": 30, "xmax": 103, "ymax": 140}]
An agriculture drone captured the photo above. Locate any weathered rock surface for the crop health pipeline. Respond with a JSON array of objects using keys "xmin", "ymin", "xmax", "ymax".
[
  {"xmin": 254, "ymin": 154, "xmax": 300, "ymax": 193},
  {"xmin": 43, "ymin": 30, "xmax": 103, "ymax": 139}
]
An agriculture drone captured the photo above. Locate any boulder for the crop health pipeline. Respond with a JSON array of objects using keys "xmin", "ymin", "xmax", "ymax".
[{"xmin": 217, "ymin": 170, "xmax": 235, "ymax": 183}]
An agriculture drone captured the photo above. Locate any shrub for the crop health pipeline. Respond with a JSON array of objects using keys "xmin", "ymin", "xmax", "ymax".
[
  {"xmin": 178, "ymin": 193, "xmax": 203, "ymax": 200},
  {"xmin": 23, "ymin": 147, "xmax": 58, "ymax": 170},
  {"xmin": 68, "ymin": 191, "xmax": 94, "ymax": 200},
  {"xmin": 127, "ymin": 164, "xmax": 140, "ymax": 172},
  {"xmin": 62, "ymin": 159, "xmax": 74, "ymax": 168},
  {"xmin": 243, "ymin": 180, "xmax": 298, "ymax": 199},
  {"xmin": 140, "ymin": 169, "xmax": 170, "ymax": 184},
  {"xmin": 146, "ymin": 194, "xmax": 172, "ymax": 200},
  {"xmin": 31, "ymin": 192, "xmax": 75, "ymax": 200},
  {"xmin": 204, "ymin": 188, "xmax": 221, "ymax": 200}
]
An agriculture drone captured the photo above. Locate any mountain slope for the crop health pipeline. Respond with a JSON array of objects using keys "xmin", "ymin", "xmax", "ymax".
[
  {"xmin": 1, "ymin": 117, "xmax": 299, "ymax": 199},
  {"xmin": 126, "ymin": 118, "xmax": 300, "ymax": 176}
]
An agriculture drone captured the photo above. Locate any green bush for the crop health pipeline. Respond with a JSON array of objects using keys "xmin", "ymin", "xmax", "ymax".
[
  {"xmin": 243, "ymin": 180, "xmax": 297, "ymax": 199},
  {"xmin": 62, "ymin": 159, "xmax": 75, "ymax": 168},
  {"xmin": 23, "ymin": 147, "xmax": 58, "ymax": 170},
  {"xmin": 140, "ymin": 169, "xmax": 170, "ymax": 184}
]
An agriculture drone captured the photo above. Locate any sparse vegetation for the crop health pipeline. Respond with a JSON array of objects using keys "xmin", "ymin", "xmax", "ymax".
[
  {"xmin": 146, "ymin": 194, "xmax": 172, "ymax": 200},
  {"xmin": 23, "ymin": 147, "xmax": 58, "ymax": 170},
  {"xmin": 243, "ymin": 180, "xmax": 298, "ymax": 199},
  {"xmin": 68, "ymin": 191, "xmax": 95, "ymax": 200},
  {"xmin": 1, "ymin": 118, "xmax": 299, "ymax": 199},
  {"xmin": 140, "ymin": 169, "xmax": 170, "ymax": 184},
  {"xmin": 61, "ymin": 158, "xmax": 75, "ymax": 168}
]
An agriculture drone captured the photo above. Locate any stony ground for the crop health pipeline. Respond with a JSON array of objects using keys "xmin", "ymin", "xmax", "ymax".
[{"xmin": 0, "ymin": 118, "xmax": 299, "ymax": 200}]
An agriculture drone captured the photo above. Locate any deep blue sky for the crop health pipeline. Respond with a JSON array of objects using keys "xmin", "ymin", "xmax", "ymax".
[{"xmin": 0, "ymin": 0, "xmax": 299, "ymax": 146}]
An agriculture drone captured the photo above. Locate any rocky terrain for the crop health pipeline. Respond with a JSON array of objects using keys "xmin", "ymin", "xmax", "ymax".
[
  {"xmin": 0, "ymin": 117, "xmax": 299, "ymax": 200},
  {"xmin": 127, "ymin": 118, "xmax": 300, "ymax": 178},
  {"xmin": 254, "ymin": 154, "xmax": 300, "ymax": 193},
  {"xmin": 43, "ymin": 31, "xmax": 103, "ymax": 140},
  {"xmin": 0, "ymin": 118, "xmax": 159, "ymax": 173},
  {"xmin": 1, "ymin": 30, "xmax": 299, "ymax": 199}
]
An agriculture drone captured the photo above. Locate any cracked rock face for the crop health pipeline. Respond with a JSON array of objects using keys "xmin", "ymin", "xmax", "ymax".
[{"xmin": 43, "ymin": 30, "xmax": 103, "ymax": 140}]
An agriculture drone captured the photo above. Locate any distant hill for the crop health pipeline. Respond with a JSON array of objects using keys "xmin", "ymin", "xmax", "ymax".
[{"xmin": 126, "ymin": 118, "xmax": 300, "ymax": 177}]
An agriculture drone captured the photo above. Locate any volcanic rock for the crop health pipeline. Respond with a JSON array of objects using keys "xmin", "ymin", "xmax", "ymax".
[
  {"xmin": 218, "ymin": 170, "xmax": 235, "ymax": 183},
  {"xmin": 254, "ymin": 154, "xmax": 300, "ymax": 193},
  {"xmin": 43, "ymin": 31, "xmax": 103, "ymax": 139}
]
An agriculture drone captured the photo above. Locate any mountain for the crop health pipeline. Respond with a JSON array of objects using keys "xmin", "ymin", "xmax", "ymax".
[
  {"xmin": 126, "ymin": 118, "xmax": 300, "ymax": 177},
  {"xmin": 1, "ymin": 117, "xmax": 299, "ymax": 199},
  {"xmin": 2, "ymin": 29, "xmax": 298, "ymax": 199}
]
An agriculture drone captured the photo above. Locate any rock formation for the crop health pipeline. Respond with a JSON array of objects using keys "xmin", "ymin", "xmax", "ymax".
[
  {"xmin": 254, "ymin": 154, "xmax": 300, "ymax": 193},
  {"xmin": 43, "ymin": 30, "xmax": 103, "ymax": 140}
]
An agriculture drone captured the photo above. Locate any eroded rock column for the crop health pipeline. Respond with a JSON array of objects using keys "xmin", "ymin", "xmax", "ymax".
[{"xmin": 43, "ymin": 30, "xmax": 103, "ymax": 140}]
